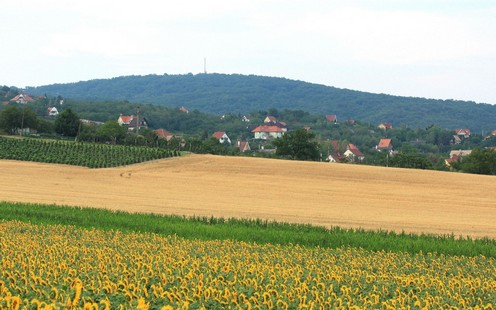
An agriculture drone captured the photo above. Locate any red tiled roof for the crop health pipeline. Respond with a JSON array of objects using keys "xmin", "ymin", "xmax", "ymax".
[
  {"xmin": 154, "ymin": 129, "xmax": 173, "ymax": 139},
  {"xmin": 455, "ymin": 128, "xmax": 471, "ymax": 135},
  {"xmin": 348, "ymin": 143, "xmax": 359, "ymax": 151},
  {"xmin": 251, "ymin": 125, "xmax": 284, "ymax": 133},
  {"xmin": 378, "ymin": 138, "xmax": 392, "ymax": 148},
  {"xmin": 446, "ymin": 154, "xmax": 460, "ymax": 164},
  {"xmin": 347, "ymin": 144, "xmax": 363, "ymax": 156},
  {"xmin": 238, "ymin": 141, "xmax": 250, "ymax": 152},
  {"xmin": 212, "ymin": 131, "xmax": 226, "ymax": 139},
  {"xmin": 119, "ymin": 115, "xmax": 133, "ymax": 124},
  {"xmin": 10, "ymin": 94, "xmax": 35, "ymax": 102},
  {"xmin": 325, "ymin": 114, "xmax": 337, "ymax": 122},
  {"xmin": 348, "ymin": 148, "xmax": 364, "ymax": 157}
]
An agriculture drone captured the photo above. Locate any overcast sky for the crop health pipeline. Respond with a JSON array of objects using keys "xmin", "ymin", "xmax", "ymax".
[{"xmin": 2, "ymin": 0, "xmax": 496, "ymax": 104}]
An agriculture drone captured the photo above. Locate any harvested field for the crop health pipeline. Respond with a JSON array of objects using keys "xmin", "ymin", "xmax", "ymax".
[{"xmin": 1, "ymin": 154, "xmax": 495, "ymax": 238}]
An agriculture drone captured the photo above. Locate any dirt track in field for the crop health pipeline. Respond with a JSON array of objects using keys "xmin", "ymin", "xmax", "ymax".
[{"xmin": 1, "ymin": 155, "xmax": 495, "ymax": 238}]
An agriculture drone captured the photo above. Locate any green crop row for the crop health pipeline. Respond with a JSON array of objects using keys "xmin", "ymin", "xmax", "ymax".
[
  {"xmin": 0, "ymin": 136, "xmax": 179, "ymax": 168},
  {"xmin": 1, "ymin": 201, "xmax": 495, "ymax": 258}
]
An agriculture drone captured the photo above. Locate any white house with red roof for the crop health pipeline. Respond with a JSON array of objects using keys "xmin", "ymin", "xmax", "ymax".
[
  {"xmin": 10, "ymin": 93, "xmax": 35, "ymax": 104},
  {"xmin": 252, "ymin": 125, "xmax": 284, "ymax": 140},
  {"xmin": 47, "ymin": 107, "xmax": 59, "ymax": 116},
  {"xmin": 445, "ymin": 149, "xmax": 473, "ymax": 168},
  {"xmin": 376, "ymin": 138, "xmax": 393, "ymax": 151},
  {"xmin": 344, "ymin": 144, "xmax": 365, "ymax": 162},
  {"xmin": 118, "ymin": 114, "xmax": 134, "ymax": 125},
  {"xmin": 455, "ymin": 128, "xmax": 471, "ymax": 139},
  {"xmin": 212, "ymin": 131, "xmax": 231, "ymax": 144}
]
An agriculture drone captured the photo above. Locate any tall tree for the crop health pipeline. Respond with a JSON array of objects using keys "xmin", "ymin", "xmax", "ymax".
[
  {"xmin": 55, "ymin": 109, "xmax": 80, "ymax": 137},
  {"xmin": 451, "ymin": 147, "xmax": 496, "ymax": 175},
  {"xmin": 273, "ymin": 128, "xmax": 320, "ymax": 161},
  {"xmin": 0, "ymin": 106, "xmax": 38, "ymax": 134},
  {"xmin": 96, "ymin": 121, "xmax": 127, "ymax": 144}
]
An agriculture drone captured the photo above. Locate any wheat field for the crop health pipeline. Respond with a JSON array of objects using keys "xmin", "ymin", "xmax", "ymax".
[{"xmin": 1, "ymin": 154, "xmax": 495, "ymax": 238}]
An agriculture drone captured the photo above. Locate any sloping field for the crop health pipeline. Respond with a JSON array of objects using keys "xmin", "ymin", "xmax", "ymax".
[{"xmin": 1, "ymin": 155, "xmax": 495, "ymax": 238}]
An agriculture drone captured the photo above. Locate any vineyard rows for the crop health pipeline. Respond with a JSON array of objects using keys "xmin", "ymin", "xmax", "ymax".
[
  {"xmin": 0, "ymin": 221, "xmax": 495, "ymax": 309},
  {"xmin": 0, "ymin": 137, "xmax": 179, "ymax": 168}
]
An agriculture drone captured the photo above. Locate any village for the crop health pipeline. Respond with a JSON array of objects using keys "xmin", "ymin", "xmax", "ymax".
[{"xmin": 3, "ymin": 90, "xmax": 496, "ymax": 172}]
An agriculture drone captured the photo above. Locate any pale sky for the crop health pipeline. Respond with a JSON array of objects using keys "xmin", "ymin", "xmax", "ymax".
[{"xmin": 2, "ymin": 0, "xmax": 496, "ymax": 104}]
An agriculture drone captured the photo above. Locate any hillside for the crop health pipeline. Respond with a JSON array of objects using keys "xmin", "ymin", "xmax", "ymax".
[
  {"xmin": 2, "ymin": 154, "xmax": 495, "ymax": 238},
  {"xmin": 26, "ymin": 73, "xmax": 496, "ymax": 132}
]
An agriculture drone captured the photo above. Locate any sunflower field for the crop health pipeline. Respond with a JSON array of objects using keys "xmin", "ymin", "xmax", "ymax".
[
  {"xmin": 0, "ymin": 137, "xmax": 178, "ymax": 168},
  {"xmin": 1, "ymin": 220, "xmax": 495, "ymax": 310}
]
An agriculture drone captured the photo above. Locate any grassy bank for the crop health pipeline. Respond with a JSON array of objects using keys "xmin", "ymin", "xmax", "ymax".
[{"xmin": 1, "ymin": 201, "xmax": 495, "ymax": 257}]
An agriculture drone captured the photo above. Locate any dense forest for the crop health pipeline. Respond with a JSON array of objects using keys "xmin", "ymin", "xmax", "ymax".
[{"xmin": 24, "ymin": 73, "xmax": 496, "ymax": 132}]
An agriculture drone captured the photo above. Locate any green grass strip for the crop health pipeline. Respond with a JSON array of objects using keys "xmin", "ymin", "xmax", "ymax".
[{"xmin": 1, "ymin": 201, "xmax": 495, "ymax": 257}]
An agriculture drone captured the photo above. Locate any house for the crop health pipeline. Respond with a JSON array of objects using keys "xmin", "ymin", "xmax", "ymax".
[
  {"xmin": 325, "ymin": 140, "xmax": 345, "ymax": 163},
  {"xmin": 449, "ymin": 149, "xmax": 472, "ymax": 158},
  {"xmin": 212, "ymin": 131, "xmax": 231, "ymax": 144},
  {"xmin": 179, "ymin": 106, "xmax": 189, "ymax": 114},
  {"xmin": 128, "ymin": 117, "xmax": 149, "ymax": 131},
  {"xmin": 378, "ymin": 123, "xmax": 393, "ymax": 130},
  {"xmin": 241, "ymin": 115, "xmax": 251, "ymax": 122},
  {"xmin": 118, "ymin": 114, "xmax": 134, "ymax": 125},
  {"xmin": 10, "ymin": 93, "xmax": 35, "ymax": 104},
  {"xmin": 47, "ymin": 107, "xmax": 59, "ymax": 116},
  {"xmin": 325, "ymin": 114, "xmax": 337, "ymax": 124},
  {"xmin": 484, "ymin": 130, "xmax": 496, "ymax": 140},
  {"xmin": 154, "ymin": 129, "xmax": 174, "ymax": 141},
  {"xmin": 376, "ymin": 138, "xmax": 393, "ymax": 151},
  {"xmin": 455, "ymin": 128, "xmax": 471, "ymax": 139},
  {"xmin": 344, "ymin": 144, "xmax": 365, "ymax": 163},
  {"xmin": 445, "ymin": 149, "xmax": 472, "ymax": 167},
  {"xmin": 273, "ymin": 121, "xmax": 288, "ymax": 132},
  {"xmin": 264, "ymin": 116, "xmax": 277, "ymax": 124},
  {"xmin": 237, "ymin": 140, "xmax": 251, "ymax": 153},
  {"xmin": 252, "ymin": 125, "xmax": 284, "ymax": 140}
]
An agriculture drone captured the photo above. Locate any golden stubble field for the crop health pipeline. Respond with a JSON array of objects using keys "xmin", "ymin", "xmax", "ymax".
[{"xmin": 1, "ymin": 154, "xmax": 495, "ymax": 238}]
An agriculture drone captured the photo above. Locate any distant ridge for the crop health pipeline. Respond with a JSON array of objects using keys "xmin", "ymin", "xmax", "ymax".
[{"xmin": 27, "ymin": 73, "xmax": 496, "ymax": 131}]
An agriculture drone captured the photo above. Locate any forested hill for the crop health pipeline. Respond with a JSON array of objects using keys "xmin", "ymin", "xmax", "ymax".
[{"xmin": 27, "ymin": 73, "xmax": 496, "ymax": 131}]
